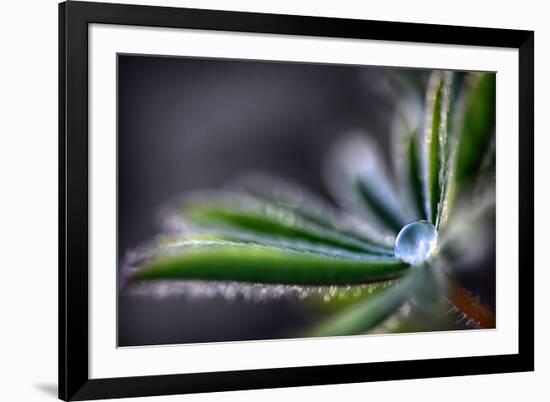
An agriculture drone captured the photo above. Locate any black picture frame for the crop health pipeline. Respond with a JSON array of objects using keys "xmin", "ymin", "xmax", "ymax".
[{"xmin": 59, "ymin": 1, "xmax": 534, "ymax": 400}]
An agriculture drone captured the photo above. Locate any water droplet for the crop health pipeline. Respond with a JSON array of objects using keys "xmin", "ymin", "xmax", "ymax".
[{"xmin": 395, "ymin": 220, "xmax": 438, "ymax": 265}]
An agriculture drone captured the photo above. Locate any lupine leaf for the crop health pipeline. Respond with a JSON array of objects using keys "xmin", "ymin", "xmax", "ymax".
[
  {"xmin": 389, "ymin": 75, "xmax": 426, "ymax": 221},
  {"xmin": 369, "ymin": 292, "xmax": 477, "ymax": 334},
  {"xmin": 355, "ymin": 180, "xmax": 404, "ymax": 233},
  {"xmin": 130, "ymin": 239, "xmax": 409, "ymax": 285},
  {"xmin": 308, "ymin": 279, "xmax": 398, "ymax": 313},
  {"xmin": 306, "ymin": 267, "xmax": 425, "ymax": 336},
  {"xmin": 232, "ymin": 174, "xmax": 391, "ymax": 247},
  {"xmin": 367, "ymin": 264, "xmax": 480, "ymax": 333},
  {"xmin": 421, "ymin": 72, "xmax": 454, "ymax": 226},
  {"xmin": 233, "ymin": 174, "xmax": 336, "ymax": 229},
  {"xmin": 325, "ymin": 134, "xmax": 408, "ymax": 234},
  {"xmin": 439, "ymin": 181, "xmax": 495, "ymax": 256},
  {"xmin": 180, "ymin": 200, "xmax": 393, "ymax": 255},
  {"xmin": 477, "ymin": 131, "xmax": 496, "ymax": 179},
  {"xmin": 441, "ymin": 73, "xmax": 496, "ymax": 223},
  {"xmin": 435, "ymin": 73, "xmax": 461, "ymax": 229},
  {"xmin": 407, "ymin": 133, "xmax": 426, "ymax": 220},
  {"xmin": 454, "ymin": 73, "xmax": 496, "ymax": 188}
]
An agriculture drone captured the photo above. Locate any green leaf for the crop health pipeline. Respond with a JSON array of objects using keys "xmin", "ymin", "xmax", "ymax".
[
  {"xmin": 454, "ymin": 73, "xmax": 496, "ymax": 188},
  {"xmin": 368, "ymin": 265, "xmax": 474, "ymax": 333},
  {"xmin": 477, "ymin": 131, "xmax": 496, "ymax": 179},
  {"xmin": 440, "ymin": 73, "xmax": 496, "ymax": 224},
  {"xmin": 421, "ymin": 71, "xmax": 454, "ymax": 226},
  {"xmin": 130, "ymin": 239, "xmax": 409, "ymax": 285},
  {"xmin": 306, "ymin": 266, "xmax": 425, "ymax": 336},
  {"xmin": 439, "ymin": 182, "xmax": 495, "ymax": 264},
  {"xmin": 389, "ymin": 76, "xmax": 426, "ymax": 221},
  {"xmin": 355, "ymin": 179, "xmax": 404, "ymax": 233},
  {"xmin": 368, "ymin": 293, "xmax": 475, "ymax": 334},
  {"xmin": 233, "ymin": 174, "xmax": 335, "ymax": 229},
  {"xmin": 406, "ymin": 133, "xmax": 426, "ymax": 220},
  {"xmin": 325, "ymin": 135, "xmax": 409, "ymax": 234},
  {"xmin": 232, "ymin": 174, "xmax": 391, "ymax": 247},
  {"xmin": 308, "ymin": 280, "xmax": 397, "ymax": 313},
  {"xmin": 387, "ymin": 70, "xmax": 428, "ymax": 99},
  {"xmin": 178, "ymin": 197, "xmax": 393, "ymax": 255}
]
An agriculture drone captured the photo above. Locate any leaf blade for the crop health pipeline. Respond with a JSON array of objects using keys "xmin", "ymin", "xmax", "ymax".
[
  {"xmin": 325, "ymin": 134, "xmax": 409, "ymax": 234},
  {"xmin": 407, "ymin": 133, "xmax": 426, "ymax": 220},
  {"xmin": 129, "ymin": 239, "xmax": 409, "ymax": 286},
  {"xmin": 233, "ymin": 174, "xmax": 393, "ymax": 247},
  {"xmin": 178, "ymin": 196, "xmax": 394, "ymax": 255},
  {"xmin": 389, "ymin": 79, "xmax": 427, "ymax": 221},
  {"xmin": 421, "ymin": 72, "xmax": 454, "ymax": 226},
  {"xmin": 306, "ymin": 267, "xmax": 425, "ymax": 336},
  {"xmin": 440, "ymin": 73, "xmax": 496, "ymax": 225},
  {"xmin": 454, "ymin": 73, "xmax": 496, "ymax": 187}
]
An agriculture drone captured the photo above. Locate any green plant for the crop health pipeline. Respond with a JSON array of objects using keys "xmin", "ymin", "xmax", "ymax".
[{"xmin": 123, "ymin": 70, "xmax": 496, "ymax": 337}]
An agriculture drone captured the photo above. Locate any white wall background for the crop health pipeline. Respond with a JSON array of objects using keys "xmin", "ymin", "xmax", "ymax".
[{"xmin": 0, "ymin": 0, "xmax": 545, "ymax": 401}]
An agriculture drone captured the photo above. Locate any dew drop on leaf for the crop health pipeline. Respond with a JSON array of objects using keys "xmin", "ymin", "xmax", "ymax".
[{"xmin": 394, "ymin": 220, "xmax": 438, "ymax": 265}]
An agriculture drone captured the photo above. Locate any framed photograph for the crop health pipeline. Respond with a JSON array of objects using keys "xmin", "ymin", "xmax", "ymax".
[{"xmin": 59, "ymin": 1, "xmax": 534, "ymax": 400}]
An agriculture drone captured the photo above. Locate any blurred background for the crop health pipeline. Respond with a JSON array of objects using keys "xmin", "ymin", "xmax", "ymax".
[{"xmin": 117, "ymin": 55, "xmax": 493, "ymax": 346}]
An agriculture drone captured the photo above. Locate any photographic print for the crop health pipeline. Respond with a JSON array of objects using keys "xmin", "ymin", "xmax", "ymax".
[
  {"xmin": 60, "ymin": 3, "xmax": 534, "ymax": 399},
  {"xmin": 117, "ymin": 55, "xmax": 496, "ymax": 347}
]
